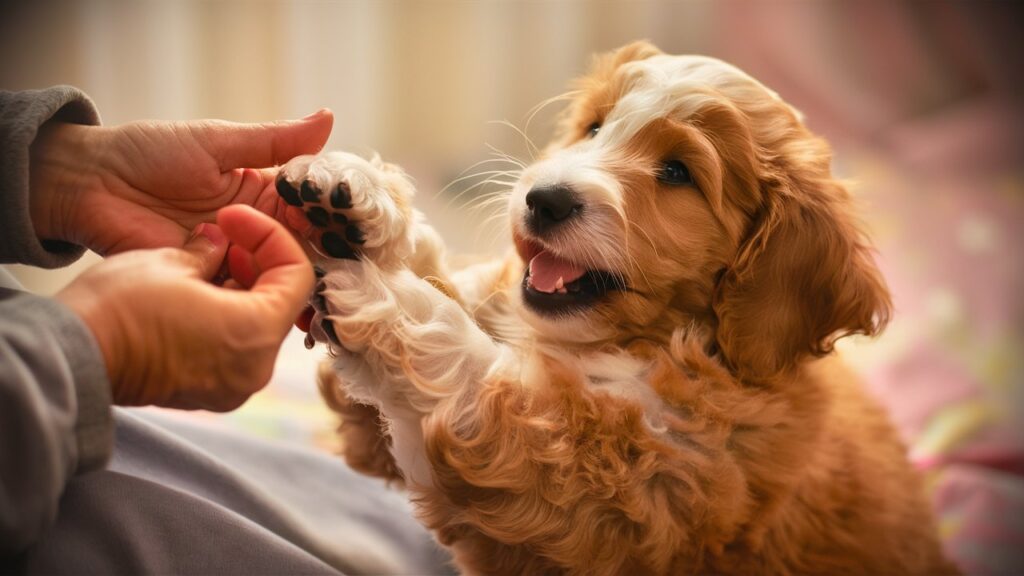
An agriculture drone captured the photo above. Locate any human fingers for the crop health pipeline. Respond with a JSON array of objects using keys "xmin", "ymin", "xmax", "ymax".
[
  {"xmin": 178, "ymin": 223, "xmax": 230, "ymax": 281},
  {"xmin": 194, "ymin": 109, "xmax": 333, "ymax": 170},
  {"xmin": 216, "ymin": 205, "xmax": 314, "ymax": 326},
  {"xmin": 227, "ymin": 243, "xmax": 259, "ymax": 289},
  {"xmin": 284, "ymin": 205, "xmax": 314, "ymax": 235}
]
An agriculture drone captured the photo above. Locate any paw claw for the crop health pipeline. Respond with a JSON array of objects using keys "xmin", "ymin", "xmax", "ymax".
[
  {"xmin": 275, "ymin": 176, "xmax": 302, "ymax": 206},
  {"xmin": 321, "ymin": 318, "xmax": 341, "ymax": 346},
  {"xmin": 345, "ymin": 224, "xmax": 366, "ymax": 245},
  {"xmin": 312, "ymin": 286, "xmax": 327, "ymax": 314}
]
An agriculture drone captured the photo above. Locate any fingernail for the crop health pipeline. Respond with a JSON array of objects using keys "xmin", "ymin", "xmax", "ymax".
[
  {"xmin": 188, "ymin": 223, "xmax": 206, "ymax": 242},
  {"xmin": 190, "ymin": 223, "xmax": 226, "ymax": 246}
]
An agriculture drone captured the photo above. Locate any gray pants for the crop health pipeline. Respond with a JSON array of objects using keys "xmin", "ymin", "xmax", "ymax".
[{"xmin": 8, "ymin": 408, "xmax": 451, "ymax": 575}]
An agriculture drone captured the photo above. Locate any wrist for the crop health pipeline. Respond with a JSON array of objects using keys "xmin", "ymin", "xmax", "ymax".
[
  {"xmin": 55, "ymin": 281, "xmax": 128, "ymax": 402},
  {"xmin": 28, "ymin": 121, "xmax": 106, "ymax": 246}
]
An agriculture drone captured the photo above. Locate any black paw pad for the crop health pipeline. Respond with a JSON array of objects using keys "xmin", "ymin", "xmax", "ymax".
[
  {"xmin": 300, "ymin": 180, "xmax": 321, "ymax": 202},
  {"xmin": 275, "ymin": 176, "xmax": 302, "ymax": 206},
  {"xmin": 321, "ymin": 231, "xmax": 358, "ymax": 260},
  {"xmin": 330, "ymin": 182, "xmax": 353, "ymax": 209},
  {"xmin": 306, "ymin": 206, "xmax": 329, "ymax": 228}
]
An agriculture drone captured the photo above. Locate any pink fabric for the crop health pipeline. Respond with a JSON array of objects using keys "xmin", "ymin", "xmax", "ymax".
[{"xmin": 714, "ymin": 4, "xmax": 1024, "ymax": 572}]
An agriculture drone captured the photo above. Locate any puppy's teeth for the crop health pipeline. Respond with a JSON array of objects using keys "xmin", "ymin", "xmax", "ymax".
[{"xmin": 555, "ymin": 277, "xmax": 564, "ymax": 290}]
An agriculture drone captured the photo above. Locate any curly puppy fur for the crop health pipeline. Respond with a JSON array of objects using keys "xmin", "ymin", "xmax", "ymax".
[{"xmin": 299, "ymin": 42, "xmax": 958, "ymax": 575}]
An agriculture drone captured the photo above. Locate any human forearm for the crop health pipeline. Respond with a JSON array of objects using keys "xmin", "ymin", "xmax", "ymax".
[{"xmin": 0, "ymin": 86, "xmax": 101, "ymax": 268}]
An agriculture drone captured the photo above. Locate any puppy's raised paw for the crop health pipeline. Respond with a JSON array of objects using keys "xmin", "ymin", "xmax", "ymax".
[{"xmin": 277, "ymin": 152, "xmax": 416, "ymax": 269}]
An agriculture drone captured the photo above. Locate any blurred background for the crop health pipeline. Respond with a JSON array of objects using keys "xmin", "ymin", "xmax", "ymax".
[{"xmin": 3, "ymin": 1, "xmax": 1022, "ymax": 571}]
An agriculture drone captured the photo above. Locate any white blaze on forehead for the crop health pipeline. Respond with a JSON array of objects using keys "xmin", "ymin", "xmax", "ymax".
[
  {"xmin": 528, "ymin": 55, "xmax": 777, "ymax": 194},
  {"xmin": 596, "ymin": 54, "xmax": 786, "ymax": 148}
]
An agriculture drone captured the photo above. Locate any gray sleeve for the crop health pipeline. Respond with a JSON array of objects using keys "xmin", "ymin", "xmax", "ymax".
[
  {"xmin": 0, "ymin": 287, "xmax": 113, "ymax": 555},
  {"xmin": 0, "ymin": 87, "xmax": 112, "ymax": 554},
  {"xmin": 0, "ymin": 86, "xmax": 101, "ymax": 268}
]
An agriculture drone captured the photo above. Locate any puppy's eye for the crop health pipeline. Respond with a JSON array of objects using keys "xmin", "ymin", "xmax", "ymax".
[
  {"xmin": 586, "ymin": 122, "xmax": 601, "ymax": 138},
  {"xmin": 658, "ymin": 160, "xmax": 693, "ymax": 186}
]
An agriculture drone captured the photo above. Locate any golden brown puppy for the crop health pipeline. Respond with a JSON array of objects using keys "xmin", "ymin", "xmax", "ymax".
[{"xmin": 283, "ymin": 41, "xmax": 957, "ymax": 575}]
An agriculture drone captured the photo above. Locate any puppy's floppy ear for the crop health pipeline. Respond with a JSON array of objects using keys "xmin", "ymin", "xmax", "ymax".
[{"xmin": 713, "ymin": 175, "xmax": 892, "ymax": 382}]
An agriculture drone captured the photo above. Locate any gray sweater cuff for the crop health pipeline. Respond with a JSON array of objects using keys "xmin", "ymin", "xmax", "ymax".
[
  {"xmin": 1, "ymin": 289, "xmax": 114, "ymax": 473},
  {"xmin": 0, "ymin": 86, "xmax": 101, "ymax": 268},
  {"xmin": 52, "ymin": 296, "xmax": 116, "ymax": 473}
]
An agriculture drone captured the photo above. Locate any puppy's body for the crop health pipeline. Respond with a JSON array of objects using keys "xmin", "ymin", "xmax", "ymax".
[{"xmin": 287, "ymin": 43, "xmax": 956, "ymax": 574}]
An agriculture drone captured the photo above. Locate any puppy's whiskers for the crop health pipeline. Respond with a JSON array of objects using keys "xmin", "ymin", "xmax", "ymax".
[
  {"xmin": 442, "ymin": 169, "xmax": 519, "ymax": 212},
  {"xmin": 465, "ymin": 186, "xmax": 513, "ymax": 253},
  {"xmin": 489, "ymin": 120, "xmax": 540, "ymax": 162},
  {"xmin": 485, "ymin": 144, "xmax": 527, "ymax": 170},
  {"xmin": 438, "ymin": 161, "xmax": 519, "ymax": 193},
  {"xmin": 524, "ymin": 89, "xmax": 580, "ymax": 130},
  {"xmin": 524, "ymin": 89, "xmax": 581, "ymax": 146}
]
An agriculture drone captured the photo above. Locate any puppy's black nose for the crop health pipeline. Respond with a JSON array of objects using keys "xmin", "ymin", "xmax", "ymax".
[{"xmin": 525, "ymin": 185, "xmax": 581, "ymax": 234}]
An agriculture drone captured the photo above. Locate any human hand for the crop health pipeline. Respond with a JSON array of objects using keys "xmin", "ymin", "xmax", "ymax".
[
  {"xmin": 29, "ymin": 110, "xmax": 333, "ymax": 256},
  {"xmin": 55, "ymin": 205, "xmax": 314, "ymax": 411}
]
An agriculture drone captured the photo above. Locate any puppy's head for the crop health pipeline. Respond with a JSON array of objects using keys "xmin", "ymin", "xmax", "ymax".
[{"xmin": 510, "ymin": 41, "xmax": 891, "ymax": 380}]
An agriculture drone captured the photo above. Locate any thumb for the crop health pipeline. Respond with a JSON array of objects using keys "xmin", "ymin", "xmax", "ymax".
[
  {"xmin": 196, "ymin": 109, "xmax": 334, "ymax": 170},
  {"xmin": 181, "ymin": 223, "xmax": 230, "ymax": 280}
]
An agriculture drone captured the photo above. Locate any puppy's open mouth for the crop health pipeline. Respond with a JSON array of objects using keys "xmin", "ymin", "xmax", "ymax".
[{"xmin": 518, "ymin": 239, "xmax": 626, "ymax": 315}]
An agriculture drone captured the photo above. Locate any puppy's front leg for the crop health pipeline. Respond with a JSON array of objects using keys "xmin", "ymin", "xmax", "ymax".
[
  {"xmin": 277, "ymin": 151, "xmax": 506, "ymax": 486},
  {"xmin": 316, "ymin": 260, "xmax": 506, "ymax": 487}
]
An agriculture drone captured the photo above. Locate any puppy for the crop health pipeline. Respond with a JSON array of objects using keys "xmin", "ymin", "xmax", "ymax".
[{"xmin": 280, "ymin": 41, "xmax": 957, "ymax": 575}]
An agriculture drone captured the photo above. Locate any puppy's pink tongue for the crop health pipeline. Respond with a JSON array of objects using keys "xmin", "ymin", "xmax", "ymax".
[{"xmin": 529, "ymin": 251, "xmax": 585, "ymax": 293}]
